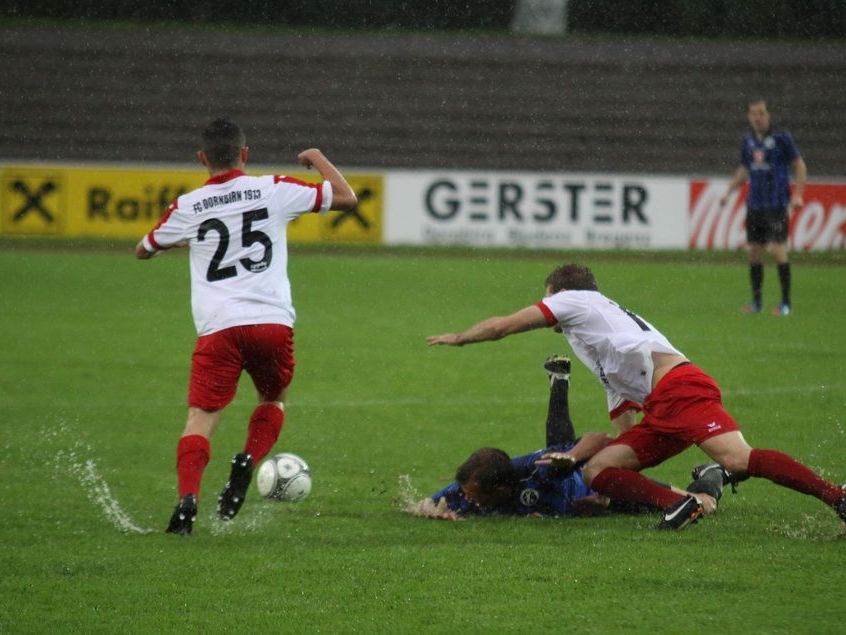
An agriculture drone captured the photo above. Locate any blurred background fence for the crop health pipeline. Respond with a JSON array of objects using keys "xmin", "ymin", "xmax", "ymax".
[
  {"xmin": 1, "ymin": 1, "xmax": 844, "ymax": 249},
  {"xmin": 1, "ymin": 22, "xmax": 844, "ymax": 175},
  {"xmin": 3, "ymin": 0, "xmax": 846, "ymax": 38}
]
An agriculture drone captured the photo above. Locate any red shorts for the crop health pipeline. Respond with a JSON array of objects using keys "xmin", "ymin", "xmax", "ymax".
[
  {"xmin": 608, "ymin": 364, "xmax": 740, "ymax": 468},
  {"xmin": 188, "ymin": 324, "xmax": 295, "ymax": 411}
]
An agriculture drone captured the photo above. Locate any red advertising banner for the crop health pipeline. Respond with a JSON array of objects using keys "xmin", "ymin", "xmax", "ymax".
[{"xmin": 689, "ymin": 180, "xmax": 846, "ymax": 250}]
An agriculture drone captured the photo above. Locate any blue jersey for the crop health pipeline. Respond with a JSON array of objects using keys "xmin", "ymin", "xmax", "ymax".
[
  {"xmin": 430, "ymin": 443, "xmax": 594, "ymax": 517},
  {"xmin": 740, "ymin": 128, "xmax": 800, "ymax": 212}
]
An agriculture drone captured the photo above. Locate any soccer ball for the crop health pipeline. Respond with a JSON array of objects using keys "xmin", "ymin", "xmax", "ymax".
[{"xmin": 256, "ymin": 453, "xmax": 312, "ymax": 502}]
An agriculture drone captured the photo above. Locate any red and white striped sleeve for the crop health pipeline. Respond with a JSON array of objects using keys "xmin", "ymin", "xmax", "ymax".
[
  {"xmin": 272, "ymin": 175, "xmax": 333, "ymax": 219},
  {"xmin": 534, "ymin": 300, "xmax": 558, "ymax": 327},
  {"xmin": 142, "ymin": 199, "xmax": 190, "ymax": 253},
  {"xmin": 536, "ymin": 291, "xmax": 591, "ymax": 328}
]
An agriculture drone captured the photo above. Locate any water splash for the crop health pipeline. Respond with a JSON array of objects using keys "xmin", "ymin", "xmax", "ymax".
[
  {"xmin": 396, "ymin": 474, "xmax": 423, "ymax": 513},
  {"xmin": 207, "ymin": 504, "xmax": 277, "ymax": 536},
  {"xmin": 43, "ymin": 417, "xmax": 154, "ymax": 534},
  {"xmin": 768, "ymin": 514, "xmax": 846, "ymax": 542},
  {"xmin": 43, "ymin": 418, "xmax": 287, "ymax": 536},
  {"xmin": 56, "ymin": 445, "xmax": 154, "ymax": 534}
]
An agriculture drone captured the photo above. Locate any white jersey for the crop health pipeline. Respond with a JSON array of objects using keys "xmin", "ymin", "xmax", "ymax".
[
  {"xmin": 142, "ymin": 169, "xmax": 333, "ymax": 335},
  {"xmin": 537, "ymin": 290, "xmax": 684, "ymax": 414}
]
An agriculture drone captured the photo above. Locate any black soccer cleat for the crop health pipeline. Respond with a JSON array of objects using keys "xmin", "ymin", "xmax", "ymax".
[
  {"xmin": 543, "ymin": 355, "xmax": 571, "ymax": 378},
  {"xmin": 166, "ymin": 494, "xmax": 197, "ymax": 536},
  {"xmin": 217, "ymin": 453, "xmax": 254, "ymax": 522},
  {"xmin": 657, "ymin": 495, "xmax": 704, "ymax": 531},
  {"xmin": 686, "ymin": 464, "xmax": 725, "ymax": 503},
  {"xmin": 691, "ymin": 462, "xmax": 746, "ymax": 494}
]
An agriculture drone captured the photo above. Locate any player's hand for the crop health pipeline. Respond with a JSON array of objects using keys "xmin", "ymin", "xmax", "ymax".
[
  {"xmin": 789, "ymin": 194, "xmax": 804, "ymax": 213},
  {"xmin": 406, "ymin": 497, "xmax": 463, "ymax": 520},
  {"xmin": 571, "ymin": 494, "xmax": 611, "ymax": 515},
  {"xmin": 135, "ymin": 245, "xmax": 153, "ymax": 260},
  {"xmin": 693, "ymin": 493, "xmax": 717, "ymax": 514},
  {"xmin": 297, "ymin": 148, "xmax": 324, "ymax": 169},
  {"xmin": 536, "ymin": 452, "xmax": 577, "ymax": 470},
  {"xmin": 426, "ymin": 334, "xmax": 462, "ymax": 346}
]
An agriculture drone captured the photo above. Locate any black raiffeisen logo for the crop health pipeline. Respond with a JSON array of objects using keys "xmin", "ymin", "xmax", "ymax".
[
  {"xmin": 330, "ymin": 187, "xmax": 373, "ymax": 230},
  {"xmin": 9, "ymin": 179, "xmax": 56, "ymax": 224},
  {"xmin": 87, "ymin": 185, "xmax": 189, "ymax": 221}
]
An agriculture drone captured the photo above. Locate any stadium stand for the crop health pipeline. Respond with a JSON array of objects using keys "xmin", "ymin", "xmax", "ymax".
[{"xmin": 1, "ymin": 24, "xmax": 844, "ymax": 175}]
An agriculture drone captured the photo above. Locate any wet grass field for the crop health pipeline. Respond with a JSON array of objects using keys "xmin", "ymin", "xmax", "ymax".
[{"xmin": 2, "ymin": 245, "xmax": 844, "ymax": 632}]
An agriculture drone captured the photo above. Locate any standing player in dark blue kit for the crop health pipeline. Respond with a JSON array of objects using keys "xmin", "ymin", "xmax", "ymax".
[{"xmin": 719, "ymin": 99, "xmax": 807, "ymax": 316}]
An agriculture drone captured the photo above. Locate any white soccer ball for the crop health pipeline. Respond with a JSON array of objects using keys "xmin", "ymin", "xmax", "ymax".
[{"xmin": 256, "ymin": 453, "xmax": 312, "ymax": 502}]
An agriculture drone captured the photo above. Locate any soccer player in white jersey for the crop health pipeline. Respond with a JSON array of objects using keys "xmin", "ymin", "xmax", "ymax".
[
  {"xmin": 135, "ymin": 118, "xmax": 357, "ymax": 535},
  {"xmin": 427, "ymin": 263, "xmax": 846, "ymax": 530}
]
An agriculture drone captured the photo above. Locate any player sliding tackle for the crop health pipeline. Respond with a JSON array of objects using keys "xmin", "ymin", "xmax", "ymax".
[
  {"xmin": 411, "ymin": 358, "xmax": 727, "ymax": 520},
  {"xmin": 410, "ymin": 356, "xmax": 728, "ymax": 521},
  {"xmin": 427, "ymin": 263, "xmax": 846, "ymax": 530},
  {"xmin": 136, "ymin": 118, "xmax": 357, "ymax": 535}
]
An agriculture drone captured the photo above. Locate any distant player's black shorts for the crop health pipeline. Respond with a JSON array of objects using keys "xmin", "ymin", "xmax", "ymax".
[{"xmin": 746, "ymin": 208, "xmax": 789, "ymax": 244}]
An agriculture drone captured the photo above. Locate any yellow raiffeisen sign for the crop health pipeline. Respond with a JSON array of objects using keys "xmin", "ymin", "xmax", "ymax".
[{"xmin": 0, "ymin": 163, "xmax": 383, "ymax": 244}]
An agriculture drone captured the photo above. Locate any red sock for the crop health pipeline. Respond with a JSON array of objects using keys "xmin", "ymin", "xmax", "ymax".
[
  {"xmin": 176, "ymin": 434, "xmax": 210, "ymax": 499},
  {"xmin": 591, "ymin": 467, "xmax": 686, "ymax": 510},
  {"xmin": 243, "ymin": 403, "xmax": 285, "ymax": 463},
  {"xmin": 747, "ymin": 449, "xmax": 842, "ymax": 506}
]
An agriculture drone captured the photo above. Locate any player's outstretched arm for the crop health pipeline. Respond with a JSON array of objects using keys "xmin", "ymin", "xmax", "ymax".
[
  {"xmin": 297, "ymin": 148, "xmax": 357, "ymax": 211},
  {"xmin": 427, "ymin": 305, "xmax": 549, "ymax": 347}
]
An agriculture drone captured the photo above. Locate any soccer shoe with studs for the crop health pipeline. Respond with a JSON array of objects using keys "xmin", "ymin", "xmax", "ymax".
[
  {"xmin": 691, "ymin": 462, "xmax": 747, "ymax": 494},
  {"xmin": 543, "ymin": 355, "xmax": 571, "ymax": 378},
  {"xmin": 217, "ymin": 453, "xmax": 254, "ymax": 521},
  {"xmin": 657, "ymin": 495, "xmax": 704, "ymax": 531},
  {"xmin": 771, "ymin": 303, "xmax": 791, "ymax": 316},
  {"xmin": 686, "ymin": 464, "xmax": 725, "ymax": 503},
  {"xmin": 741, "ymin": 302, "xmax": 762, "ymax": 314},
  {"xmin": 166, "ymin": 494, "xmax": 197, "ymax": 536}
]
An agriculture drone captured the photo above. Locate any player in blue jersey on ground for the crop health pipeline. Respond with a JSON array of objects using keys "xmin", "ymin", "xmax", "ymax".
[
  {"xmin": 719, "ymin": 99, "xmax": 807, "ymax": 316},
  {"xmin": 412, "ymin": 357, "xmax": 726, "ymax": 520}
]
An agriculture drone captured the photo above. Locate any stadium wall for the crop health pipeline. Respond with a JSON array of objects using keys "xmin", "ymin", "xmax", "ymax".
[
  {"xmin": 2, "ymin": 162, "xmax": 844, "ymax": 250},
  {"xmin": 1, "ymin": 23, "xmax": 845, "ymax": 177},
  {"xmin": 5, "ymin": 0, "xmax": 846, "ymax": 39}
]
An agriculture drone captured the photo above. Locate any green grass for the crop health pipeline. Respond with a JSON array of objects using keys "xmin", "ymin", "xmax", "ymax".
[{"xmin": 1, "ymin": 245, "xmax": 844, "ymax": 633}]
